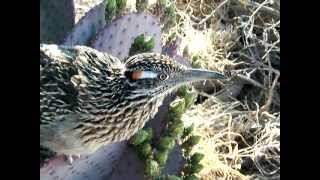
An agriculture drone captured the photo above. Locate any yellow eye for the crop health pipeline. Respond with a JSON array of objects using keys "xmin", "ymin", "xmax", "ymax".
[{"xmin": 159, "ymin": 74, "xmax": 167, "ymax": 80}]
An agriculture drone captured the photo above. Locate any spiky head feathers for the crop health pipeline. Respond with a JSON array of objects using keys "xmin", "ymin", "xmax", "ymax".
[{"xmin": 123, "ymin": 53, "xmax": 188, "ymax": 98}]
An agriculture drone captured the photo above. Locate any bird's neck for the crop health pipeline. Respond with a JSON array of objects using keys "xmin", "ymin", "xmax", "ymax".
[{"xmin": 74, "ymin": 78, "xmax": 168, "ymax": 147}]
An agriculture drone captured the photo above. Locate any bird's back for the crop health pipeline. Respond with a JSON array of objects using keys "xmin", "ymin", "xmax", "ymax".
[
  {"xmin": 40, "ymin": 44, "xmax": 125, "ymax": 155},
  {"xmin": 40, "ymin": 45, "xmax": 79, "ymax": 125}
]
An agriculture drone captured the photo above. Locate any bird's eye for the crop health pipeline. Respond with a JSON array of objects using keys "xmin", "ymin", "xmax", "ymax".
[{"xmin": 159, "ymin": 74, "xmax": 168, "ymax": 80}]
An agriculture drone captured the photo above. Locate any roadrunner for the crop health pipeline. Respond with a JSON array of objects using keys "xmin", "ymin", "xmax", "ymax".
[{"xmin": 40, "ymin": 44, "xmax": 226, "ymax": 162}]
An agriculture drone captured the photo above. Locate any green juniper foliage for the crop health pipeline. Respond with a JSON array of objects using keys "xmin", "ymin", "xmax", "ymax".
[
  {"xmin": 190, "ymin": 54, "xmax": 202, "ymax": 68},
  {"xmin": 190, "ymin": 153, "xmax": 204, "ymax": 164},
  {"xmin": 181, "ymin": 124, "xmax": 194, "ymax": 139},
  {"xmin": 158, "ymin": 136, "xmax": 175, "ymax": 151},
  {"xmin": 106, "ymin": 0, "xmax": 117, "ymax": 23},
  {"xmin": 166, "ymin": 175, "xmax": 182, "ymax": 180},
  {"xmin": 145, "ymin": 128, "xmax": 154, "ymax": 142},
  {"xmin": 177, "ymin": 86, "xmax": 197, "ymax": 109},
  {"xmin": 162, "ymin": 1, "xmax": 176, "ymax": 32},
  {"xmin": 130, "ymin": 129, "xmax": 151, "ymax": 146},
  {"xmin": 106, "ymin": 0, "xmax": 127, "ymax": 23},
  {"xmin": 182, "ymin": 135, "xmax": 201, "ymax": 149},
  {"xmin": 129, "ymin": 34, "xmax": 155, "ymax": 56},
  {"xmin": 184, "ymin": 164, "xmax": 204, "ymax": 174},
  {"xmin": 159, "ymin": 0, "xmax": 167, "ymax": 7},
  {"xmin": 168, "ymin": 120, "xmax": 184, "ymax": 138},
  {"xmin": 168, "ymin": 98, "xmax": 186, "ymax": 120},
  {"xmin": 183, "ymin": 175, "xmax": 198, "ymax": 180},
  {"xmin": 154, "ymin": 150, "xmax": 169, "ymax": 166},
  {"xmin": 180, "ymin": 124, "xmax": 204, "ymax": 178},
  {"xmin": 165, "ymin": 4, "xmax": 175, "ymax": 16},
  {"xmin": 145, "ymin": 159, "xmax": 161, "ymax": 177},
  {"xmin": 116, "ymin": 0, "xmax": 126, "ymax": 15},
  {"xmin": 177, "ymin": 85, "xmax": 189, "ymax": 97},
  {"xmin": 156, "ymin": 175, "xmax": 183, "ymax": 180},
  {"xmin": 137, "ymin": 142, "xmax": 153, "ymax": 159}
]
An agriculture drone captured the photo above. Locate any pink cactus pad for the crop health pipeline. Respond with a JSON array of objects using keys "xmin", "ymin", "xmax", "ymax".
[
  {"xmin": 91, "ymin": 12, "xmax": 161, "ymax": 60},
  {"xmin": 40, "ymin": 142, "xmax": 127, "ymax": 180},
  {"xmin": 63, "ymin": 1, "xmax": 107, "ymax": 46}
]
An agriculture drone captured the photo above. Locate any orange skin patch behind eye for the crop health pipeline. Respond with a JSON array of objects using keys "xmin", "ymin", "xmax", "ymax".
[{"xmin": 131, "ymin": 71, "xmax": 143, "ymax": 80}]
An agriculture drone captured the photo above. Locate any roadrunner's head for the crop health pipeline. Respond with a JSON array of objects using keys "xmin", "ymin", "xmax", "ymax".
[{"xmin": 123, "ymin": 53, "xmax": 226, "ymax": 99}]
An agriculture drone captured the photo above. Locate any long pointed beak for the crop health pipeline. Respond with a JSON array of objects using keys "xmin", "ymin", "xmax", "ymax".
[
  {"xmin": 168, "ymin": 68, "xmax": 226, "ymax": 87},
  {"xmin": 183, "ymin": 69, "xmax": 227, "ymax": 81},
  {"xmin": 152, "ymin": 68, "xmax": 227, "ymax": 99}
]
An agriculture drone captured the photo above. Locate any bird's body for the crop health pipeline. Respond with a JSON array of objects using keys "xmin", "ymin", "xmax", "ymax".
[{"xmin": 40, "ymin": 44, "xmax": 226, "ymax": 157}]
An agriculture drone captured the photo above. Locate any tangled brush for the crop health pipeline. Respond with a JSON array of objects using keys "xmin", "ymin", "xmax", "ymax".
[{"xmin": 182, "ymin": 97, "xmax": 280, "ymax": 179}]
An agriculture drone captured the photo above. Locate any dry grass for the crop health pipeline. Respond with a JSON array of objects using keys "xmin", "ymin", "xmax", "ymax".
[
  {"xmin": 182, "ymin": 97, "xmax": 280, "ymax": 179},
  {"xmin": 159, "ymin": 0, "xmax": 280, "ymax": 179}
]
